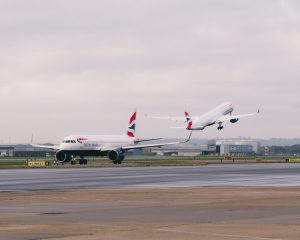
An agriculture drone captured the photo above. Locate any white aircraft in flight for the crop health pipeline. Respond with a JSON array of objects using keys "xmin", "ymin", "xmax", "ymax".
[
  {"xmin": 32, "ymin": 111, "xmax": 192, "ymax": 165},
  {"xmin": 147, "ymin": 102, "xmax": 259, "ymax": 131}
]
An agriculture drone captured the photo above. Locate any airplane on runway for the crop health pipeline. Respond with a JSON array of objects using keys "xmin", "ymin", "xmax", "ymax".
[
  {"xmin": 146, "ymin": 102, "xmax": 259, "ymax": 131},
  {"xmin": 32, "ymin": 111, "xmax": 192, "ymax": 165}
]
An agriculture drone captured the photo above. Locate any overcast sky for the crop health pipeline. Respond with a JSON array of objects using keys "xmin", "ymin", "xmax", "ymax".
[{"xmin": 0, "ymin": 0, "xmax": 300, "ymax": 143}]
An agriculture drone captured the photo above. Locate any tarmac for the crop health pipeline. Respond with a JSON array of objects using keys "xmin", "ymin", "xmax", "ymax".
[
  {"xmin": 0, "ymin": 163, "xmax": 299, "ymax": 191},
  {"xmin": 0, "ymin": 163, "xmax": 299, "ymax": 240}
]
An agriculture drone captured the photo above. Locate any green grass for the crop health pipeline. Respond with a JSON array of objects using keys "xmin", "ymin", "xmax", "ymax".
[
  {"xmin": 0, "ymin": 159, "xmax": 28, "ymax": 168},
  {"xmin": 0, "ymin": 156, "xmax": 294, "ymax": 169}
]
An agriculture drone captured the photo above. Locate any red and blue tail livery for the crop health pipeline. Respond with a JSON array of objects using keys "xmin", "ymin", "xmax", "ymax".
[
  {"xmin": 185, "ymin": 111, "xmax": 191, "ymax": 123},
  {"xmin": 127, "ymin": 111, "xmax": 136, "ymax": 138}
]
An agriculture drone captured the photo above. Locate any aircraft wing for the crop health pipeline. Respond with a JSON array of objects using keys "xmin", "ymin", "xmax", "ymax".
[
  {"xmin": 170, "ymin": 125, "xmax": 205, "ymax": 130},
  {"xmin": 145, "ymin": 114, "xmax": 187, "ymax": 123},
  {"xmin": 135, "ymin": 138, "xmax": 163, "ymax": 143},
  {"xmin": 31, "ymin": 144, "xmax": 60, "ymax": 150},
  {"xmin": 122, "ymin": 132, "xmax": 192, "ymax": 151},
  {"xmin": 218, "ymin": 109, "xmax": 260, "ymax": 122}
]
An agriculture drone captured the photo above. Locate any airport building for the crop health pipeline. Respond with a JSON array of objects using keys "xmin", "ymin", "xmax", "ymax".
[
  {"xmin": 148, "ymin": 139, "xmax": 259, "ymax": 157},
  {"xmin": 0, "ymin": 146, "xmax": 14, "ymax": 157},
  {"xmin": 0, "ymin": 144, "xmax": 55, "ymax": 158},
  {"xmin": 150, "ymin": 145, "xmax": 217, "ymax": 157},
  {"xmin": 216, "ymin": 139, "xmax": 258, "ymax": 156}
]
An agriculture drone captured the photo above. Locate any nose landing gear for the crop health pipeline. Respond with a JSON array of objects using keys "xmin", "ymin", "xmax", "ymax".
[{"xmin": 70, "ymin": 159, "xmax": 76, "ymax": 165}]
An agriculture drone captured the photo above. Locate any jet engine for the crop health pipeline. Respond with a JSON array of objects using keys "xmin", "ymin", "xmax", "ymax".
[
  {"xmin": 55, "ymin": 151, "xmax": 72, "ymax": 163},
  {"xmin": 108, "ymin": 149, "xmax": 125, "ymax": 164},
  {"xmin": 230, "ymin": 118, "xmax": 239, "ymax": 123}
]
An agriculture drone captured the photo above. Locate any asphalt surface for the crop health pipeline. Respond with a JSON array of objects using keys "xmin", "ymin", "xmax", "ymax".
[{"xmin": 0, "ymin": 163, "xmax": 299, "ymax": 191}]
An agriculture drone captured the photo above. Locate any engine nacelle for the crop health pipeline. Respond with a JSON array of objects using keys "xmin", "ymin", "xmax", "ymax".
[
  {"xmin": 108, "ymin": 149, "xmax": 125, "ymax": 162},
  {"xmin": 230, "ymin": 118, "xmax": 239, "ymax": 123},
  {"xmin": 55, "ymin": 151, "xmax": 72, "ymax": 163}
]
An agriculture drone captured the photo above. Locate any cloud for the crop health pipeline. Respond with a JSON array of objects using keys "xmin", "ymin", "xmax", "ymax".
[{"xmin": 0, "ymin": 0, "xmax": 299, "ymax": 142}]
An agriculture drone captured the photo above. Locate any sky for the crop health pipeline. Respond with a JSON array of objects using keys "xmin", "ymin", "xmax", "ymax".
[{"xmin": 0, "ymin": 0, "xmax": 300, "ymax": 143}]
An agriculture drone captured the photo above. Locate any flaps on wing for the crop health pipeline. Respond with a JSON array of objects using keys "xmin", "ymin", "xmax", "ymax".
[
  {"xmin": 122, "ymin": 131, "xmax": 193, "ymax": 151},
  {"xmin": 31, "ymin": 144, "xmax": 60, "ymax": 150}
]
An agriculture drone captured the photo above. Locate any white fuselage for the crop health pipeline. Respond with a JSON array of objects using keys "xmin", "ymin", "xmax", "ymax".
[
  {"xmin": 193, "ymin": 102, "xmax": 234, "ymax": 129},
  {"xmin": 59, "ymin": 135, "xmax": 135, "ymax": 152}
]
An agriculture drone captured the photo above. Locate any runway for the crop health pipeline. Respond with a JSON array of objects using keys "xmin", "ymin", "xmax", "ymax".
[
  {"xmin": 1, "ymin": 164, "xmax": 300, "ymax": 240},
  {"xmin": 0, "ymin": 163, "xmax": 299, "ymax": 191}
]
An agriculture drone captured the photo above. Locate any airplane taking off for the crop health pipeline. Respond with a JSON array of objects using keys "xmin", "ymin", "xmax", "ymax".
[
  {"xmin": 147, "ymin": 102, "xmax": 259, "ymax": 131},
  {"xmin": 32, "ymin": 111, "xmax": 192, "ymax": 165}
]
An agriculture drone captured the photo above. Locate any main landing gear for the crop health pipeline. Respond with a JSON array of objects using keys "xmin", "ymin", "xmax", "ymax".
[
  {"xmin": 79, "ymin": 158, "xmax": 88, "ymax": 165},
  {"xmin": 113, "ymin": 159, "xmax": 123, "ymax": 165},
  {"xmin": 112, "ymin": 155, "xmax": 125, "ymax": 165},
  {"xmin": 217, "ymin": 122, "xmax": 224, "ymax": 130},
  {"xmin": 70, "ymin": 156, "xmax": 88, "ymax": 165}
]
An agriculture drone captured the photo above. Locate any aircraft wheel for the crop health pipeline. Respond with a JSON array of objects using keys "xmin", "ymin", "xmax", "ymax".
[
  {"xmin": 83, "ymin": 159, "xmax": 88, "ymax": 165},
  {"xmin": 79, "ymin": 159, "xmax": 84, "ymax": 165},
  {"xmin": 71, "ymin": 160, "xmax": 76, "ymax": 165}
]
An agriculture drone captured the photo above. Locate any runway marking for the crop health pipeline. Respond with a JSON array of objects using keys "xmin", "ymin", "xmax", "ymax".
[
  {"xmin": 157, "ymin": 228, "xmax": 286, "ymax": 240},
  {"xmin": 0, "ymin": 225, "xmax": 48, "ymax": 231},
  {"xmin": 0, "ymin": 190, "xmax": 20, "ymax": 192}
]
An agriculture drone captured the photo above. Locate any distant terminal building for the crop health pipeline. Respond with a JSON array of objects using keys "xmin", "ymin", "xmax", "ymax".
[
  {"xmin": 0, "ymin": 146, "xmax": 14, "ymax": 157},
  {"xmin": 216, "ymin": 139, "xmax": 258, "ymax": 156},
  {"xmin": 143, "ymin": 138, "xmax": 259, "ymax": 157},
  {"xmin": 0, "ymin": 144, "xmax": 55, "ymax": 158},
  {"xmin": 150, "ymin": 145, "xmax": 216, "ymax": 157}
]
